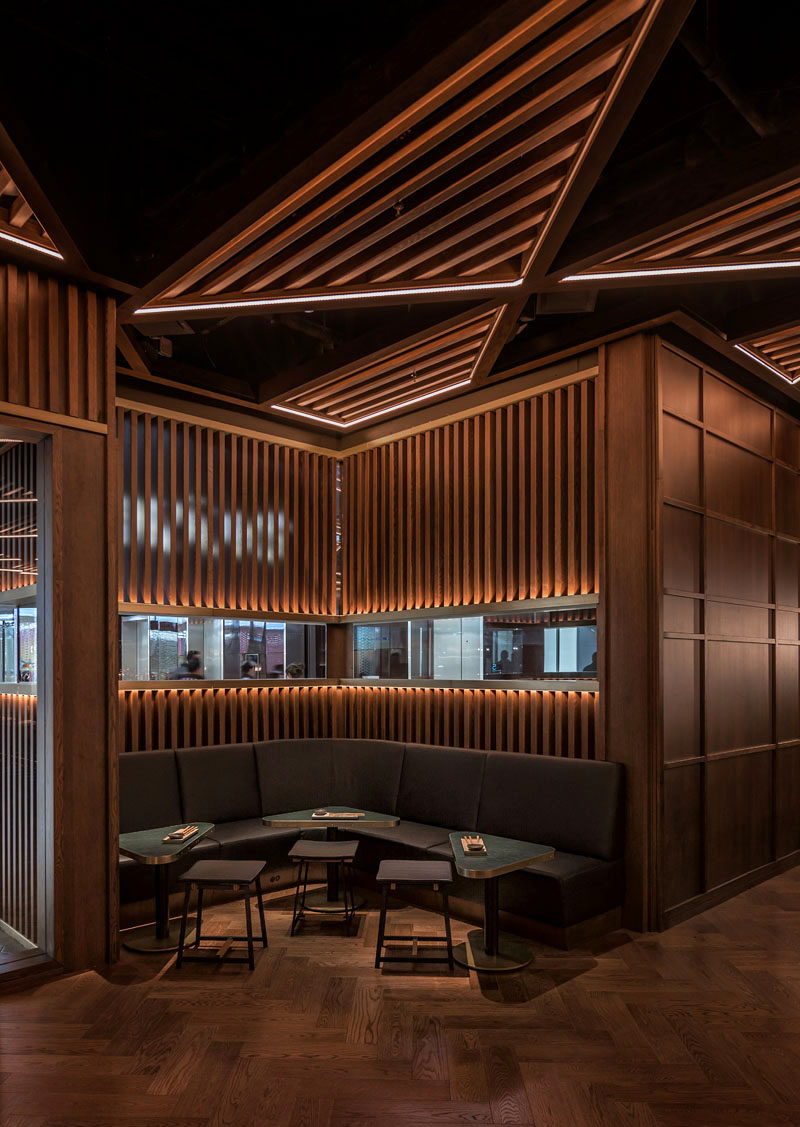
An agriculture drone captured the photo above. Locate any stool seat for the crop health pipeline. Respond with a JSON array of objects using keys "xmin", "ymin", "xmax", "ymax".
[
  {"xmin": 179, "ymin": 859, "xmax": 267, "ymax": 885},
  {"xmin": 376, "ymin": 859, "xmax": 453, "ymax": 886},
  {"xmin": 176, "ymin": 860, "xmax": 268, "ymax": 970},
  {"xmin": 289, "ymin": 840, "xmax": 359, "ymax": 863}
]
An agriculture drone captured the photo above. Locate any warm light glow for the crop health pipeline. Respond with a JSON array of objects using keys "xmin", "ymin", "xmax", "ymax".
[
  {"xmin": 134, "ymin": 279, "xmax": 524, "ymax": 315},
  {"xmin": 734, "ymin": 343, "xmax": 799, "ymax": 385},
  {"xmin": 561, "ymin": 260, "xmax": 800, "ymax": 282},
  {"xmin": 0, "ymin": 229, "xmax": 63, "ymax": 260},
  {"xmin": 272, "ymin": 378, "xmax": 472, "ymax": 429}
]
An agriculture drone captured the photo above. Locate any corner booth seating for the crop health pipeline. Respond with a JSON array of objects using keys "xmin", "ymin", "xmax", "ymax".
[{"xmin": 119, "ymin": 740, "xmax": 625, "ymax": 942}]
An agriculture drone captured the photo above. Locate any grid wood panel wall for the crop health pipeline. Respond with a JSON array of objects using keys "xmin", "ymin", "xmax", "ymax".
[
  {"xmin": 659, "ymin": 340, "xmax": 800, "ymax": 923},
  {"xmin": 119, "ymin": 408, "xmax": 338, "ymax": 613},
  {"xmin": 341, "ymin": 377, "xmax": 597, "ymax": 612},
  {"xmin": 0, "ymin": 264, "xmax": 114, "ymax": 423},
  {"xmin": 0, "ymin": 692, "xmax": 37, "ymax": 945},
  {"xmin": 120, "ymin": 685, "xmax": 597, "ymax": 758},
  {"xmin": 0, "ymin": 440, "xmax": 37, "ymax": 593}
]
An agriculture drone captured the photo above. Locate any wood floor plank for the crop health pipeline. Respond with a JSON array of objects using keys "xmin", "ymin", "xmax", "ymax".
[{"xmin": 2, "ymin": 868, "xmax": 800, "ymax": 1127}]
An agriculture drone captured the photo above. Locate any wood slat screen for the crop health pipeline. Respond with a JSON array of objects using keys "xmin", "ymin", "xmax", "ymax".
[
  {"xmin": 0, "ymin": 264, "xmax": 114, "ymax": 423},
  {"xmin": 0, "ymin": 693, "xmax": 37, "ymax": 945},
  {"xmin": 737, "ymin": 327, "xmax": 800, "ymax": 385},
  {"xmin": 341, "ymin": 377, "xmax": 597, "ymax": 611},
  {"xmin": 119, "ymin": 408, "xmax": 338, "ymax": 612},
  {"xmin": 121, "ymin": 685, "xmax": 597, "ymax": 758}
]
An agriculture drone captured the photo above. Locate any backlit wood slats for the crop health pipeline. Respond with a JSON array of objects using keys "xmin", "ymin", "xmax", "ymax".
[
  {"xmin": 0, "ymin": 162, "xmax": 57, "ymax": 257},
  {"xmin": 120, "ymin": 685, "xmax": 597, "ymax": 758},
  {"xmin": 273, "ymin": 307, "xmax": 501, "ymax": 427},
  {"xmin": 572, "ymin": 176, "xmax": 800, "ymax": 278},
  {"xmin": 138, "ymin": 0, "xmax": 651, "ymax": 313},
  {"xmin": 0, "ymin": 264, "xmax": 114, "ymax": 423},
  {"xmin": 0, "ymin": 693, "xmax": 37, "ymax": 946},
  {"xmin": 341, "ymin": 377, "xmax": 597, "ymax": 612},
  {"xmin": 737, "ymin": 325, "xmax": 800, "ymax": 385},
  {"xmin": 119, "ymin": 409, "xmax": 338, "ymax": 613},
  {"xmin": 0, "ymin": 441, "xmax": 37, "ymax": 593}
]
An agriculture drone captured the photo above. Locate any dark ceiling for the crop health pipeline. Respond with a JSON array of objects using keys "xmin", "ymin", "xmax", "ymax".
[{"xmin": 4, "ymin": 0, "xmax": 800, "ymax": 421}]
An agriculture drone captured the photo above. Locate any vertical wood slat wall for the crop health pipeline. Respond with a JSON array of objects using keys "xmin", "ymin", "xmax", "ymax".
[
  {"xmin": 0, "ymin": 264, "xmax": 114, "ymax": 424},
  {"xmin": 119, "ymin": 409, "xmax": 338, "ymax": 613},
  {"xmin": 120, "ymin": 685, "xmax": 597, "ymax": 758},
  {"xmin": 340, "ymin": 378, "xmax": 597, "ymax": 612},
  {"xmin": 658, "ymin": 340, "xmax": 800, "ymax": 922},
  {"xmin": 0, "ymin": 693, "xmax": 37, "ymax": 945}
]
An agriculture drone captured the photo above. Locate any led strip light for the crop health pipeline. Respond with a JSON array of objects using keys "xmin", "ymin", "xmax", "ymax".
[
  {"xmin": 734, "ymin": 343, "xmax": 800, "ymax": 385},
  {"xmin": 271, "ymin": 377, "xmax": 472, "ymax": 429},
  {"xmin": 561, "ymin": 259, "xmax": 800, "ymax": 282},
  {"xmin": 134, "ymin": 278, "xmax": 524, "ymax": 316},
  {"xmin": 0, "ymin": 229, "xmax": 63, "ymax": 260}
]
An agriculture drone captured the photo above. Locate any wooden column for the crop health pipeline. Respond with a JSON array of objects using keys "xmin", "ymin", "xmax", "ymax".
[{"xmin": 599, "ymin": 334, "xmax": 660, "ymax": 932}]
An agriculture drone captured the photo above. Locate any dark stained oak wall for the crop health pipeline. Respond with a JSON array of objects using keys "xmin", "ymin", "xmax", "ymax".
[
  {"xmin": 659, "ymin": 340, "xmax": 800, "ymax": 921},
  {"xmin": 121, "ymin": 684, "xmax": 597, "ymax": 759},
  {"xmin": 341, "ymin": 378, "xmax": 597, "ymax": 612},
  {"xmin": 119, "ymin": 408, "xmax": 338, "ymax": 613}
]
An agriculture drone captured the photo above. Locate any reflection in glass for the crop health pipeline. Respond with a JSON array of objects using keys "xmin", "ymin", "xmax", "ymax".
[
  {"xmin": 120, "ymin": 614, "xmax": 326, "ymax": 680},
  {"xmin": 352, "ymin": 608, "xmax": 597, "ymax": 683}
]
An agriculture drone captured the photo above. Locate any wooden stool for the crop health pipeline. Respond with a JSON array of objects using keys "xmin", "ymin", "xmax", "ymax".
[
  {"xmin": 176, "ymin": 859, "xmax": 268, "ymax": 970},
  {"xmin": 374, "ymin": 859, "xmax": 454, "ymax": 971},
  {"xmin": 288, "ymin": 839, "xmax": 359, "ymax": 934}
]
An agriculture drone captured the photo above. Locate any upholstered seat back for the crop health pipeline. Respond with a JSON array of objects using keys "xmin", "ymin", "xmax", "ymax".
[
  {"xmin": 476, "ymin": 753, "xmax": 624, "ymax": 861},
  {"xmin": 397, "ymin": 744, "xmax": 486, "ymax": 830},
  {"xmin": 176, "ymin": 743, "xmax": 260, "ymax": 823},
  {"xmin": 119, "ymin": 749, "xmax": 182, "ymax": 833}
]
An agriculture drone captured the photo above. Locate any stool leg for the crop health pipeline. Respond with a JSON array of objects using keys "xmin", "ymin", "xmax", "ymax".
[
  {"xmin": 244, "ymin": 893, "xmax": 255, "ymax": 970},
  {"xmin": 255, "ymin": 875, "xmax": 268, "ymax": 948},
  {"xmin": 375, "ymin": 884, "xmax": 388, "ymax": 968},
  {"xmin": 442, "ymin": 890, "xmax": 454, "ymax": 972},
  {"xmin": 176, "ymin": 884, "xmax": 192, "ymax": 968},
  {"xmin": 290, "ymin": 863, "xmax": 303, "ymax": 936},
  {"xmin": 194, "ymin": 886, "xmax": 204, "ymax": 947}
]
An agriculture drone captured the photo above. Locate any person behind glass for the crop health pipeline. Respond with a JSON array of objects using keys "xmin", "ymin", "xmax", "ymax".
[
  {"xmin": 499, "ymin": 649, "xmax": 513, "ymax": 676},
  {"xmin": 241, "ymin": 660, "xmax": 257, "ymax": 679},
  {"xmin": 176, "ymin": 650, "xmax": 204, "ymax": 680}
]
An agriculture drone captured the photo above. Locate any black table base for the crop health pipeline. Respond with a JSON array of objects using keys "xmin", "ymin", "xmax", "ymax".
[
  {"xmin": 452, "ymin": 875, "xmax": 534, "ymax": 973},
  {"xmin": 122, "ymin": 866, "xmax": 194, "ymax": 953}
]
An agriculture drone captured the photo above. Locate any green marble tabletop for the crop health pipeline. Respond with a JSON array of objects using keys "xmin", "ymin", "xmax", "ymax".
[
  {"xmin": 448, "ymin": 831, "xmax": 554, "ymax": 879},
  {"xmin": 264, "ymin": 806, "xmax": 398, "ymax": 829},
  {"xmin": 119, "ymin": 822, "xmax": 215, "ymax": 865}
]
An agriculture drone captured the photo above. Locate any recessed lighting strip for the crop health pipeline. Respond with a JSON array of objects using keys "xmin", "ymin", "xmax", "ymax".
[
  {"xmin": 734, "ymin": 343, "xmax": 800, "ymax": 385},
  {"xmin": 272, "ymin": 377, "xmax": 472, "ymax": 430},
  {"xmin": 0, "ymin": 229, "xmax": 63, "ymax": 260},
  {"xmin": 561, "ymin": 260, "xmax": 800, "ymax": 282},
  {"xmin": 134, "ymin": 279, "xmax": 524, "ymax": 316}
]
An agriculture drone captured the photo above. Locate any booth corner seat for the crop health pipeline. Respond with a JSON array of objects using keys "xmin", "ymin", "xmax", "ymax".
[{"xmin": 119, "ymin": 739, "xmax": 625, "ymax": 940}]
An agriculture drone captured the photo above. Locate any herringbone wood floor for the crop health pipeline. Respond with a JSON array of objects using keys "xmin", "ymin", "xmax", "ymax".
[{"xmin": 2, "ymin": 868, "xmax": 800, "ymax": 1126}]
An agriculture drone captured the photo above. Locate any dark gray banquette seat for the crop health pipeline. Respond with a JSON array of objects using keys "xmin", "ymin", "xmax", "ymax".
[{"xmin": 119, "ymin": 740, "xmax": 624, "ymax": 934}]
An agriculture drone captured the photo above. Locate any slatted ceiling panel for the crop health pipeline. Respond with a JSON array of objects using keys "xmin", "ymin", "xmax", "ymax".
[
  {"xmin": 0, "ymin": 265, "xmax": 114, "ymax": 423},
  {"xmin": 119, "ymin": 408, "xmax": 338, "ymax": 613},
  {"xmin": 275, "ymin": 309, "xmax": 500, "ymax": 426},
  {"xmin": 120, "ymin": 684, "xmax": 597, "ymax": 758},
  {"xmin": 0, "ymin": 161, "xmax": 58, "ymax": 256},
  {"xmin": 340, "ymin": 377, "xmax": 597, "ymax": 612},
  {"xmin": 737, "ymin": 326, "xmax": 800, "ymax": 385},
  {"xmin": 139, "ymin": 0, "xmax": 650, "ymax": 313},
  {"xmin": 579, "ymin": 177, "xmax": 800, "ymax": 275}
]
